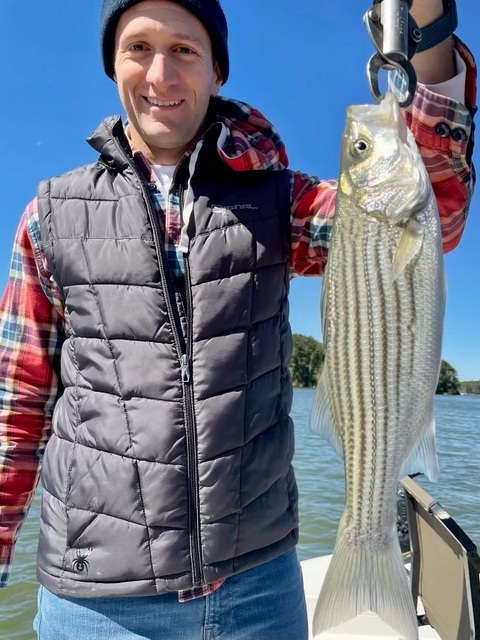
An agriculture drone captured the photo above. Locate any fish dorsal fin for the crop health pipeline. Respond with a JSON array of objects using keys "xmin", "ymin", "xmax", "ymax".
[
  {"xmin": 309, "ymin": 371, "xmax": 344, "ymax": 459},
  {"xmin": 393, "ymin": 219, "xmax": 424, "ymax": 279},
  {"xmin": 312, "ymin": 266, "xmax": 343, "ymax": 457},
  {"xmin": 399, "ymin": 415, "xmax": 439, "ymax": 482}
]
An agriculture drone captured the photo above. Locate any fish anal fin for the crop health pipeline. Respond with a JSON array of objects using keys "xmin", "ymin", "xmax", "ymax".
[
  {"xmin": 400, "ymin": 418, "xmax": 439, "ymax": 482},
  {"xmin": 309, "ymin": 371, "xmax": 343, "ymax": 458}
]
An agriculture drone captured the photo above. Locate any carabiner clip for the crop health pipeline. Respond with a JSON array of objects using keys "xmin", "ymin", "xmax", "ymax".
[{"xmin": 363, "ymin": 0, "xmax": 422, "ymax": 108}]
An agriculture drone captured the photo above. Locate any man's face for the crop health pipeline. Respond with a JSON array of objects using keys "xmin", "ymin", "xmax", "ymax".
[{"xmin": 114, "ymin": 0, "xmax": 223, "ymax": 165}]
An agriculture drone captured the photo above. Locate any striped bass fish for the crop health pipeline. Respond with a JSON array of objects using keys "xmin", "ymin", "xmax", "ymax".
[{"xmin": 310, "ymin": 91, "xmax": 445, "ymax": 640}]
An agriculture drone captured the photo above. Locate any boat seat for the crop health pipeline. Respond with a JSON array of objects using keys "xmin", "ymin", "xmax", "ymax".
[{"xmin": 401, "ymin": 476, "xmax": 480, "ymax": 640}]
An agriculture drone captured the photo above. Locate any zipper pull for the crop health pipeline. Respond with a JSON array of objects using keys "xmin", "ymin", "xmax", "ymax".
[{"xmin": 181, "ymin": 354, "xmax": 191, "ymax": 383}]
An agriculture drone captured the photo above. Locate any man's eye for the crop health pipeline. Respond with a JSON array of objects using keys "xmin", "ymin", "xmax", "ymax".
[
  {"xmin": 176, "ymin": 46, "xmax": 195, "ymax": 54},
  {"xmin": 129, "ymin": 43, "xmax": 145, "ymax": 52}
]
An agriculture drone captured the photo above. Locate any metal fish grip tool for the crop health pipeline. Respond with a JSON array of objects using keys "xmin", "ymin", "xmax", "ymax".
[{"xmin": 364, "ymin": 0, "xmax": 421, "ymax": 108}]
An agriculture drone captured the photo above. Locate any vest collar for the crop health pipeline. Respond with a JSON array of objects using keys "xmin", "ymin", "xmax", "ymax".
[{"xmin": 87, "ymin": 116, "xmax": 133, "ymax": 170}]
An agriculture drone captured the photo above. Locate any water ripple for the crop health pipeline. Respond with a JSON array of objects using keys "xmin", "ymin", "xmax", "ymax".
[{"xmin": 0, "ymin": 390, "xmax": 478, "ymax": 638}]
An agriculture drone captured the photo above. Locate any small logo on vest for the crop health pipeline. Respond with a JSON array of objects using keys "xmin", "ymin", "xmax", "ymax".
[
  {"xmin": 211, "ymin": 204, "xmax": 258, "ymax": 214},
  {"xmin": 72, "ymin": 547, "xmax": 92, "ymax": 574}
]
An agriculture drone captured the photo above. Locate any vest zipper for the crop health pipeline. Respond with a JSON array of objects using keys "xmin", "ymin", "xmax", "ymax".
[
  {"xmin": 145, "ymin": 181, "xmax": 204, "ymax": 586},
  {"xmin": 181, "ymin": 354, "xmax": 191, "ymax": 383},
  {"xmin": 182, "ymin": 257, "xmax": 203, "ymax": 586},
  {"xmin": 105, "ymin": 129, "xmax": 204, "ymax": 586}
]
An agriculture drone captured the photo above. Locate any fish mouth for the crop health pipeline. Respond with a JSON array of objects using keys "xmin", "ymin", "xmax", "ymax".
[
  {"xmin": 346, "ymin": 91, "xmax": 412, "ymax": 153},
  {"xmin": 346, "ymin": 91, "xmax": 404, "ymax": 128}
]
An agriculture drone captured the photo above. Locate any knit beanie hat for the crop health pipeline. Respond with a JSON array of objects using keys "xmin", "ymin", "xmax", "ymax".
[{"xmin": 100, "ymin": 0, "xmax": 229, "ymax": 84}]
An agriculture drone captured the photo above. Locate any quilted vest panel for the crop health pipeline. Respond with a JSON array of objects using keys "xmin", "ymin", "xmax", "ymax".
[{"xmin": 35, "ymin": 118, "xmax": 298, "ymax": 597}]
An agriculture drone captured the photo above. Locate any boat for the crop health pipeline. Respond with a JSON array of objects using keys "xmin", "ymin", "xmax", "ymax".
[{"xmin": 300, "ymin": 476, "xmax": 480, "ymax": 639}]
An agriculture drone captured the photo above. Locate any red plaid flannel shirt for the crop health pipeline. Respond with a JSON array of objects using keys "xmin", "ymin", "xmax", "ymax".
[{"xmin": 0, "ymin": 41, "xmax": 476, "ymax": 598}]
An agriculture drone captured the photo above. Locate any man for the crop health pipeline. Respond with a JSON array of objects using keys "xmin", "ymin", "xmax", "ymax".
[{"xmin": 0, "ymin": 0, "xmax": 476, "ymax": 638}]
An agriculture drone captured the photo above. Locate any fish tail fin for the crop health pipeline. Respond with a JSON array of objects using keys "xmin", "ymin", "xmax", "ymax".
[{"xmin": 312, "ymin": 532, "xmax": 418, "ymax": 640}]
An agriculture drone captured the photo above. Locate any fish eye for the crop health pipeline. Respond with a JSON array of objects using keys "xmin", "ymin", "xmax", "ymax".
[{"xmin": 351, "ymin": 139, "xmax": 369, "ymax": 156}]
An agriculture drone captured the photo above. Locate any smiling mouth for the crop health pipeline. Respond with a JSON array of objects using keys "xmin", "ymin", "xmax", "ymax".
[{"xmin": 145, "ymin": 98, "xmax": 183, "ymax": 107}]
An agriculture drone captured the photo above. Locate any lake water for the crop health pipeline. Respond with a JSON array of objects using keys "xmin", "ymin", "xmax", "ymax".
[{"xmin": 1, "ymin": 390, "xmax": 479, "ymax": 639}]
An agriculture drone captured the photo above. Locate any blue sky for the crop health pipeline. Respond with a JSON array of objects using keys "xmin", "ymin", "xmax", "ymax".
[{"xmin": 1, "ymin": 0, "xmax": 478, "ymax": 380}]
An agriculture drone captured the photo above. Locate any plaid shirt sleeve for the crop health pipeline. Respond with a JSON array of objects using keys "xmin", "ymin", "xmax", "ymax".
[
  {"xmin": 0, "ymin": 199, "xmax": 64, "ymax": 587},
  {"xmin": 290, "ymin": 38, "xmax": 477, "ymax": 277}
]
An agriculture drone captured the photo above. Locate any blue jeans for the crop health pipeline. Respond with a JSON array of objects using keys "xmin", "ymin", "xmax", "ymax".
[{"xmin": 33, "ymin": 549, "xmax": 308, "ymax": 639}]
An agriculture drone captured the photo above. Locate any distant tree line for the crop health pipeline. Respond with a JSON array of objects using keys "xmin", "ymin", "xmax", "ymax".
[
  {"xmin": 290, "ymin": 334, "xmax": 324, "ymax": 388},
  {"xmin": 436, "ymin": 360, "xmax": 461, "ymax": 395},
  {"xmin": 460, "ymin": 380, "xmax": 480, "ymax": 394},
  {"xmin": 290, "ymin": 334, "xmax": 478, "ymax": 395}
]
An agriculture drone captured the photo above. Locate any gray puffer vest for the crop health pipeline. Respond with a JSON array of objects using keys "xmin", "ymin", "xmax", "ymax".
[{"xmin": 36, "ymin": 116, "xmax": 298, "ymax": 597}]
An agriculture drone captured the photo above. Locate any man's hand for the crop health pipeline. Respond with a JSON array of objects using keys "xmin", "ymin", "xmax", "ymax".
[{"xmin": 410, "ymin": 0, "xmax": 456, "ymax": 84}]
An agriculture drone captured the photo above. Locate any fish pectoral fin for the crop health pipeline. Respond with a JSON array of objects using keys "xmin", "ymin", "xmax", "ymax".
[
  {"xmin": 393, "ymin": 220, "xmax": 424, "ymax": 278},
  {"xmin": 312, "ymin": 529, "xmax": 419, "ymax": 640},
  {"xmin": 309, "ymin": 371, "xmax": 344, "ymax": 458},
  {"xmin": 400, "ymin": 417, "xmax": 439, "ymax": 482}
]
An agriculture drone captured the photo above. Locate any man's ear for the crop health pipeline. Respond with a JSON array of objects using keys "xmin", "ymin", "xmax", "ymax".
[{"xmin": 211, "ymin": 62, "xmax": 223, "ymax": 95}]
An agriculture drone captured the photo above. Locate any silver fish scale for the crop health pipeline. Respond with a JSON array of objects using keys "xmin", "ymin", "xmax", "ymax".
[{"xmin": 323, "ymin": 197, "xmax": 443, "ymax": 545}]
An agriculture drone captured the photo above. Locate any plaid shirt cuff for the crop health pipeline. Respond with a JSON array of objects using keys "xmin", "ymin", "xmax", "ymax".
[
  {"xmin": 390, "ymin": 37, "xmax": 476, "ymax": 165},
  {"xmin": 177, "ymin": 578, "xmax": 225, "ymax": 602},
  {"xmin": 0, "ymin": 544, "xmax": 14, "ymax": 588}
]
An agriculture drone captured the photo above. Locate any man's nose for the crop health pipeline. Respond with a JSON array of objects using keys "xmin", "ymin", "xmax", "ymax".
[{"xmin": 145, "ymin": 53, "xmax": 177, "ymax": 85}]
